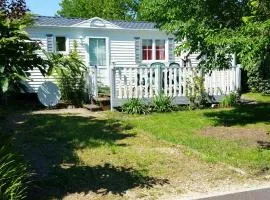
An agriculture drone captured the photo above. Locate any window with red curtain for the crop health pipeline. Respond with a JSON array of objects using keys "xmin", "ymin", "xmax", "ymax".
[
  {"xmin": 142, "ymin": 39, "xmax": 153, "ymax": 60},
  {"xmin": 156, "ymin": 40, "xmax": 165, "ymax": 60}
]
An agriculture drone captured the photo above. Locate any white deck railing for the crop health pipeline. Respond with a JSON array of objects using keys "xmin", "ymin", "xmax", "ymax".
[
  {"xmin": 86, "ymin": 66, "xmax": 98, "ymax": 100},
  {"xmin": 110, "ymin": 63, "xmax": 241, "ymax": 108}
]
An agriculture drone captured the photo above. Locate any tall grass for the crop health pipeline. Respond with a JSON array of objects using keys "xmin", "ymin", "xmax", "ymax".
[
  {"xmin": 122, "ymin": 98, "xmax": 149, "ymax": 114},
  {"xmin": 151, "ymin": 95, "xmax": 176, "ymax": 112},
  {"xmin": 0, "ymin": 137, "xmax": 29, "ymax": 200},
  {"xmin": 220, "ymin": 92, "xmax": 239, "ymax": 108}
]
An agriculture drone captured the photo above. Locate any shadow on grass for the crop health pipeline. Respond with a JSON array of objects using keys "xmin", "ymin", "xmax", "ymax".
[
  {"xmin": 204, "ymin": 103, "xmax": 270, "ymax": 127},
  {"xmin": 13, "ymin": 114, "xmax": 167, "ymax": 199},
  {"xmin": 35, "ymin": 163, "xmax": 168, "ymax": 199},
  {"xmin": 257, "ymin": 141, "xmax": 270, "ymax": 150}
]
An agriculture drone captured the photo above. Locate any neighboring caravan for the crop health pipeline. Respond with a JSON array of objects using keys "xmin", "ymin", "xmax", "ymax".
[{"xmin": 25, "ymin": 16, "xmax": 199, "ymax": 92}]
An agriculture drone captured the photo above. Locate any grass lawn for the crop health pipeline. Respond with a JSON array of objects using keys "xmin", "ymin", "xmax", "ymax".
[
  {"xmin": 121, "ymin": 93, "xmax": 270, "ymax": 172},
  {"xmin": 8, "ymin": 110, "xmax": 242, "ymax": 200},
  {"xmin": 242, "ymin": 92, "xmax": 270, "ymax": 103},
  {"xmin": 1, "ymin": 93, "xmax": 270, "ymax": 199}
]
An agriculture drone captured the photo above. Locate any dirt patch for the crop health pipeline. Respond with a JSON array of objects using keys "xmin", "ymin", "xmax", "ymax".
[
  {"xmin": 199, "ymin": 127, "xmax": 270, "ymax": 148},
  {"xmin": 31, "ymin": 108, "xmax": 105, "ymax": 118}
]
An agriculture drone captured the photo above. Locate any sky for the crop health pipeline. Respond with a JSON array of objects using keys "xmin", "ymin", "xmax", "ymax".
[{"xmin": 25, "ymin": 0, "xmax": 61, "ymax": 16}]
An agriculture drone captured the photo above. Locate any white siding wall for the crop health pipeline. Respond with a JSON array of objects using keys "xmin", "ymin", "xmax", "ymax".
[
  {"xmin": 174, "ymin": 42, "xmax": 200, "ymax": 66},
  {"xmin": 175, "ymin": 53, "xmax": 200, "ymax": 67},
  {"xmin": 23, "ymin": 34, "xmax": 56, "ymax": 92},
  {"xmin": 25, "ymin": 28, "xmax": 88, "ymax": 92},
  {"xmin": 110, "ymin": 40, "xmax": 136, "ymax": 67},
  {"xmin": 69, "ymin": 38, "xmax": 86, "ymax": 60},
  {"xmin": 25, "ymin": 27, "xmax": 200, "ymax": 92},
  {"xmin": 188, "ymin": 53, "xmax": 200, "ymax": 66}
]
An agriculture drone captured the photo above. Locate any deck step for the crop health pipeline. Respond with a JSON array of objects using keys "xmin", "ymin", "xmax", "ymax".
[
  {"xmin": 93, "ymin": 97, "xmax": 110, "ymax": 103},
  {"xmin": 83, "ymin": 104, "xmax": 102, "ymax": 112},
  {"xmin": 92, "ymin": 96, "xmax": 110, "ymax": 111}
]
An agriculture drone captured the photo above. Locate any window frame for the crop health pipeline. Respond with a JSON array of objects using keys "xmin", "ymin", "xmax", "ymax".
[
  {"xmin": 86, "ymin": 36, "xmax": 110, "ymax": 85},
  {"xmin": 155, "ymin": 39, "xmax": 166, "ymax": 61},
  {"xmin": 142, "ymin": 39, "xmax": 153, "ymax": 61},
  {"xmin": 55, "ymin": 36, "xmax": 69, "ymax": 53},
  {"xmin": 141, "ymin": 38, "xmax": 168, "ymax": 62},
  {"xmin": 89, "ymin": 37, "xmax": 107, "ymax": 67}
]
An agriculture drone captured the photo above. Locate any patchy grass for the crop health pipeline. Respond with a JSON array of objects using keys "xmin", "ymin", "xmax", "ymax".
[
  {"xmin": 2, "ymin": 92, "xmax": 270, "ymax": 199},
  {"xmin": 5, "ymin": 110, "xmax": 245, "ymax": 199},
  {"xmin": 119, "ymin": 93, "xmax": 270, "ymax": 173},
  {"xmin": 242, "ymin": 92, "xmax": 270, "ymax": 103}
]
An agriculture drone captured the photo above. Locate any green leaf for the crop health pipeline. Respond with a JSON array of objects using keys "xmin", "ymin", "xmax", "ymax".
[
  {"xmin": 1, "ymin": 78, "xmax": 9, "ymax": 93},
  {"xmin": 13, "ymin": 73, "xmax": 27, "ymax": 81},
  {"xmin": 0, "ymin": 65, "xmax": 4, "ymax": 74}
]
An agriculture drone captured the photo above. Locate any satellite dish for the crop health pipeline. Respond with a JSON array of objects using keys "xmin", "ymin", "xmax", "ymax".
[{"xmin": 37, "ymin": 82, "xmax": 61, "ymax": 107}]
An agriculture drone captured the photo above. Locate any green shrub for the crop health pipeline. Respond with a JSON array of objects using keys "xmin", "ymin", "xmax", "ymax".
[
  {"xmin": 151, "ymin": 94, "xmax": 175, "ymax": 112},
  {"xmin": 247, "ymin": 64, "xmax": 270, "ymax": 95},
  {"xmin": 98, "ymin": 85, "xmax": 110, "ymax": 97},
  {"xmin": 220, "ymin": 92, "xmax": 239, "ymax": 108},
  {"xmin": 0, "ymin": 140, "xmax": 29, "ymax": 200},
  {"xmin": 58, "ymin": 72, "xmax": 86, "ymax": 107},
  {"xmin": 186, "ymin": 73, "xmax": 210, "ymax": 109},
  {"xmin": 47, "ymin": 41, "xmax": 86, "ymax": 107},
  {"xmin": 122, "ymin": 98, "xmax": 149, "ymax": 114}
]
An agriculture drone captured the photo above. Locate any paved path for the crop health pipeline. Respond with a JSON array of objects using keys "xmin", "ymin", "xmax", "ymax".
[{"xmin": 196, "ymin": 187, "xmax": 270, "ymax": 200}]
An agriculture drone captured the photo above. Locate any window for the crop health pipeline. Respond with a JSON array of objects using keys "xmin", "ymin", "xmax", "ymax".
[
  {"xmin": 155, "ymin": 40, "xmax": 165, "ymax": 60},
  {"xmin": 89, "ymin": 38, "xmax": 106, "ymax": 66},
  {"xmin": 56, "ymin": 36, "xmax": 66, "ymax": 52},
  {"xmin": 142, "ymin": 39, "xmax": 153, "ymax": 60},
  {"xmin": 142, "ymin": 39, "xmax": 166, "ymax": 61}
]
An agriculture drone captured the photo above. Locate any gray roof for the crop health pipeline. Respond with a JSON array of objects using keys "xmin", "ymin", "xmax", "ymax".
[
  {"xmin": 34, "ymin": 16, "xmax": 156, "ymax": 30},
  {"xmin": 109, "ymin": 20, "xmax": 156, "ymax": 29}
]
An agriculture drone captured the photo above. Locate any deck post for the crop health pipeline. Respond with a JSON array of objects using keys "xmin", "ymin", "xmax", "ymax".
[
  {"xmin": 110, "ymin": 63, "xmax": 116, "ymax": 111},
  {"xmin": 93, "ymin": 65, "xmax": 98, "ymax": 97},
  {"xmin": 87, "ymin": 66, "xmax": 98, "ymax": 102},
  {"xmin": 157, "ymin": 64, "xmax": 162, "ymax": 95},
  {"xmin": 232, "ymin": 54, "xmax": 237, "ymax": 66},
  {"xmin": 236, "ymin": 64, "xmax": 242, "ymax": 92}
]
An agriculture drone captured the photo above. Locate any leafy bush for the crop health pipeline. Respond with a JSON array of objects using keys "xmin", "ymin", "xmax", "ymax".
[
  {"xmin": 151, "ymin": 94, "xmax": 175, "ymax": 112},
  {"xmin": 0, "ymin": 2, "xmax": 50, "ymax": 96},
  {"xmin": 220, "ymin": 92, "xmax": 239, "ymax": 108},
  {"xmin": 0, "ymin": 138, "xmax": 29, "ymax": 200},
  {"xmin": 58, "ymin": 72, "xmax": 86, "ymax": 107},
  {"xmin": 247, "ymin": 64, "xmax": 270, "ymax": 95},
  {"xmin": 47, "ymin": 42, "xmax": 86, "ymax": 107},
  {"xmin": 122, "ymin": 98, "xmax": 148, "ymax": 114},
  {"xmin": 98, "ymin": 85, "xmax": 110, "ymax": 97},
  {"xmin": 186, "ymin": 73, "xmax": 210, "ymax": 109}
]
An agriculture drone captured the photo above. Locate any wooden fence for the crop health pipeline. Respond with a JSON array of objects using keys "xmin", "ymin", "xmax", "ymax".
[{"xmin": 109, "ymin": 63, "xmax": 241, "ymax": 108}]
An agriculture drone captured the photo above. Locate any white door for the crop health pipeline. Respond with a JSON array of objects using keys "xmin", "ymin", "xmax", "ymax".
[{"xmin": 89, "ymin": 38, "xmax": 108, "ymax": 85}]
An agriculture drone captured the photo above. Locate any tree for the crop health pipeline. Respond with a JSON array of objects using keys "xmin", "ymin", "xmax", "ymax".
[
  {"xmin": 57, "ymin": 0, "xmax": 140, "ymax": 20},
  {"xmin": 140, "ymin": 0, "xmax": 270, "ymax": 94},
  {"xmin": 0, "ymin": 0, "xmax": 50, "ymax": 97}
]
